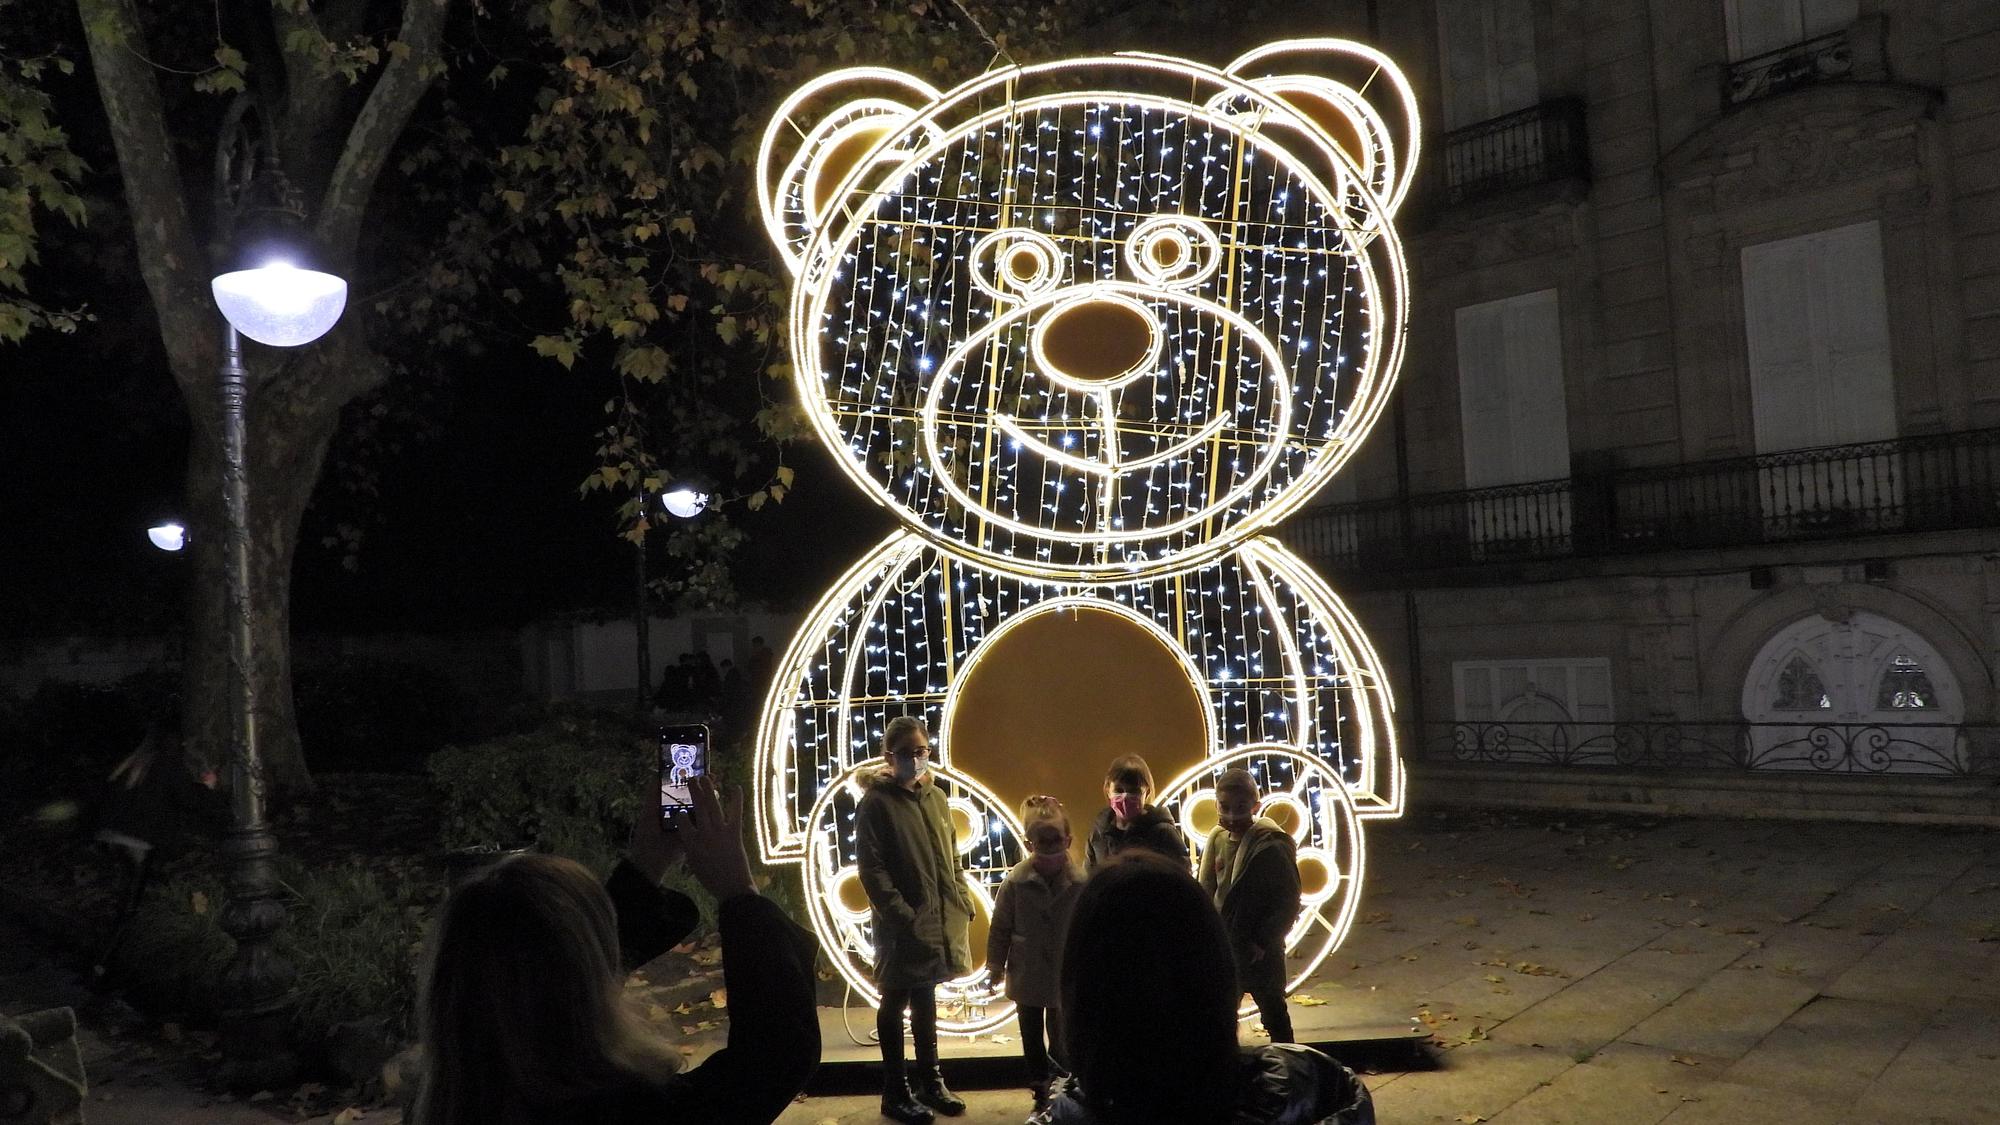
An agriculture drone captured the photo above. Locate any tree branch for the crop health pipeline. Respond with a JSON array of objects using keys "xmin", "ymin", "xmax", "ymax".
[
  {"xmin": 315, "ymin": 0, "xmax": 450, "ymax": 265},
  {"xmin": 76, "ymin": 0, "xmax": 215, "ymax": 382}
]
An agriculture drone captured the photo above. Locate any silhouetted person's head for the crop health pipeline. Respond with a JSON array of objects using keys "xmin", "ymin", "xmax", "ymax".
[
  {"xmin": 1062, "ymin": 850, "xmax": 1241, "ymax": 1124},
  {"xmin": 418, "ymin": 854, "xmax": 680, "ymax": 1125}
]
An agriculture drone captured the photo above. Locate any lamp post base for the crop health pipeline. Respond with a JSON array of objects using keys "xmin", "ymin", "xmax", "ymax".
[{"xmin": 217, "ymin": 824, "xmax": 299, "ymax": 1090}]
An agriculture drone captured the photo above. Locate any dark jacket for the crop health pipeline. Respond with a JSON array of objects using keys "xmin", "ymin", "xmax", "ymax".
[
  {"xmin": 1033, "ymin": 1044, "xmax": 1374, "ymax": 1125},
  {"xmin": 554, "ymin": 862, "xmax": 820, "ymax": 1125},
  {"xmin": 854, "ymin": 769, "xmax": 974, "ymax": 989},
  {"xmin": 1084, "ymin": 806, "xmax": 1190, "ymax": 874},
  {"xmin": 985, "ymin": 855, "xmax": 1083, "ymax": 1007},
  {"xmin": 1197, "ymin": 819, "xmax": 1303, "ymax": 989}
]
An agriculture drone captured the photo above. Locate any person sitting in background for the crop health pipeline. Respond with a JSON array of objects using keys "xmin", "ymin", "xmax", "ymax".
[
  {"xmin": 414, "ymin": 776, "xmax": 818, "ymax": 1125},
  {"xmin": 91, "ymin": 708, "xmax": 220, "ymax": 980},
  {"xmin": 1033, "ymin": 851, "xmax": 1373, "ymax": 1125}
]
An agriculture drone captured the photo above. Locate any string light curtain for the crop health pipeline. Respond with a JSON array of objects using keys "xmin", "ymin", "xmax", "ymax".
[{"xmin": 754, "ymin": 41, "xmax": 1418, "ymax": 1031}]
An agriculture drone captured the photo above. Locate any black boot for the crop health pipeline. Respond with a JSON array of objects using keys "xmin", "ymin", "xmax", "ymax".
[
  {"xmin": 914, "ymin": 1064, "xmax": 967, "ymax": 1117},
  {"xmin": 881, "ymin": 1071, "xmax": 935, "ymax": 1125}
]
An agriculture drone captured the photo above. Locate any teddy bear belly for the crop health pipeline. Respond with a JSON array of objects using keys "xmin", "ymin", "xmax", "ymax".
[{"xmin": 752, "ymin": 531, "xmax": 1400, "ymax": 1027}]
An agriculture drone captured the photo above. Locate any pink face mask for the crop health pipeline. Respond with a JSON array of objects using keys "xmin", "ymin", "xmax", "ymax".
[{"xmin": 1109, "ymin": 795, "xmax": 1142, "ymax": 821}]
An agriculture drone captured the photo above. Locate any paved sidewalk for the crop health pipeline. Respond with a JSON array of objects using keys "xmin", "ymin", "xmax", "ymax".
[
  {"xmin": 780, "ymin": 810, "xmax": 2000, "ymax": 1124},
  {"xmin": 7, "ymin": 809, "xmax": 1995, "ymax": 1123},
  {"xmin": 0, "ymin": 913, "xmax": 366, "ymax": 1124}
]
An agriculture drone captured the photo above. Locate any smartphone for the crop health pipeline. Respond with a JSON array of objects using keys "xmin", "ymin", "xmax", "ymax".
[{"xmin": 659, "ymin": 723, "xmax": 710, "ymax": 827}]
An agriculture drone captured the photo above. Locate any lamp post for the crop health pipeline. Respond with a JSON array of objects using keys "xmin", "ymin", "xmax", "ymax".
[
  {"xmin": 634, "ymin": 480, "xmax": 711, "ymax": 712},
  {"xmin": 207, "ymin": 254, "xmax": 347, "ymax": 1087}
]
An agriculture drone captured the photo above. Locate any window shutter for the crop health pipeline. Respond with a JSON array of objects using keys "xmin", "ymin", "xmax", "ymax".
[
  {"xmin": 1728, "ymin": 0, "xmax": 1803, "ymax": 60},
  {"xmin": 1457, "ymin": 289, "xmax": 1568, "ymax": 488},
  {"xmin": 1802, "ymin": 0, "xmax": 1859, "ymax": 39},
  {"xmin": 1744, "ymin": 221, "xmax": 1894, "ymax": 453},
  {"xmin": 1456, "ymin": 299, "xmax": 1513, "ymax": 488},
  {"xmin": 1437, "ymin": 0, "xmax": 1538, "ymax": 129},
  {"xmin": 1810, "ymin": 220, "xmax": 1895, "ymax": 446},
  {"xmin": 1742, "ymin": 235, "xmax": 1819, "ymax": 453},
  {"xmin": 1502, "ymin": 289, "xmax": 1569, "ymax": 482}
]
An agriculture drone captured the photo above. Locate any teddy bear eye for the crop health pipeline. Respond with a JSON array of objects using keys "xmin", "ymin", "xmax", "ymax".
[
  {"xmin": 1126, "ymin": 215, "xmax": 1220, "ymax": 288},
  {"xmin": 970, "ymin": 228, "xmax": 1064, "ymax": 301}
]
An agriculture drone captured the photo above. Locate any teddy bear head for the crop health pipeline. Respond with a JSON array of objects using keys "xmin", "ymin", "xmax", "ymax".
[{"xmin": 761, "ymin": 41, "xmax": 1415, "ymax": 580}]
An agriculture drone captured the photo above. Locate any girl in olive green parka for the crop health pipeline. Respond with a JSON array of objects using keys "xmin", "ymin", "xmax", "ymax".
[{"xmin": 855, "ymin": 716, "xmax": 973, "ymax": 1123}]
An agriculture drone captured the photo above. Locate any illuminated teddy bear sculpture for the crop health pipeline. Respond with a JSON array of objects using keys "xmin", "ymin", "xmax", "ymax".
[{"xmin": 752, "ymin": 40, "xmax": 1416, "ymax": 1032}]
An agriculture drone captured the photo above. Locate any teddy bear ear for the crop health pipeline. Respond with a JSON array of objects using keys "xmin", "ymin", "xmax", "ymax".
[
  {"xmin": 1223, "ymin": 39, "xmax": 1420, "ymax": 223},
  {"xmin": 758, "ymin": 67, "xmax": 942, "ymax": 276}
]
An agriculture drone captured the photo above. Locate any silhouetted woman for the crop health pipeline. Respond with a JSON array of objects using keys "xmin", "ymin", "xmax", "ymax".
[
  {"xmin": 1034, "ymin": 850, "xmax": 1373, "ymax": 1125},
  {"xmin": 415, "ymin": 777, "xmax": 818, "ymax": 1125}
]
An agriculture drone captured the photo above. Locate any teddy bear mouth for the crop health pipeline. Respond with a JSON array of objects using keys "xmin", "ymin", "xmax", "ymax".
[{"xmin": 994, "ymin": 407, "xmax": 1230, "ymax": 477}]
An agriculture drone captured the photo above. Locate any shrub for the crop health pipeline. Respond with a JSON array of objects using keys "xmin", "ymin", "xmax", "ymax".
[
  {"xmin": 428, "ymin": 705, "xmax": 657, "ymax": 877},
  {"xmin": 116, "ymin": 869, "xmax": 234, "ymax": 1018},
  {"xmin": 283, "ymin": 862, "xmax": 428, "ymax": 1037},
  {"xmin": 115, "ymin": 858, "xmax": 426, "ymax": 1038}
]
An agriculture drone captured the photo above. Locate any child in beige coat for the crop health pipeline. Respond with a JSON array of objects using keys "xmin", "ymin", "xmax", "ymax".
[{"xmin": 986, "ymin": 795, "xmax": 1084, "ymax": 1110}]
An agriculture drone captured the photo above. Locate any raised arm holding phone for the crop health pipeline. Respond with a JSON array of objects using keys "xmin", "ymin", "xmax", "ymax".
[{"xmin": 415, "ymin": 774, "xmax": 818, "ymax": 1125}]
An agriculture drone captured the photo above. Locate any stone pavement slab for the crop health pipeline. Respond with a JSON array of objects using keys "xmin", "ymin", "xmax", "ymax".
[
  {"xmin": 1486, "ymin": 1040, "xmax": 1716, "ymax": 1125},
  {"xmin": 10, "ymin": 808, "xmax": 1996, "ymax": 1124}
]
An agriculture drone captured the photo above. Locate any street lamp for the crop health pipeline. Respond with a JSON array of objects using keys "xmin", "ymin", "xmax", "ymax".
[
  {"xmin": 146, "ymin": 521, "xmax": 188, "ymax": 552},
  {"xmin": 660, "ymin": 479, "xmax": 711, "ymax": 519},
  {"xmin": 208, "ymin": 251, "xmax": 346, "ymax": 1088}
]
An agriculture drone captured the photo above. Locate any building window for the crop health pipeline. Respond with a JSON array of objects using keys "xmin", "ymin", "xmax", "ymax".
[
  {"xmin": 1454, "ymin": 658, "xmax": 1612, "ymax": 724},
  {"xmin": 1741, "ymin": 220, "xmax": 1894, "ymax": 455},
  {"xmin": 1772, "ymin": 653, "xmax": 1832, "ymax": 711},
  {"xmin": 1874, "ymin": 653, "xmax": 1939, "ymax": 711},
  {"xmin": 1742, "ymin": 611, "xmax": 1963, "ymax": 772},
  {"xmin": 1740, "ymin": 220, "xmax": 1896, "ymax": 528},
  {"xmin": 1456, "ymin": 288, "xmax": 1570, "ymax": 488},
  {"xmin": 1436, "ymin": 0, "xmax": 1538, "ymax": 130},
  {"xmin": 1725, "ymin": 0, "xmax": 1858, "ymax": 61}
]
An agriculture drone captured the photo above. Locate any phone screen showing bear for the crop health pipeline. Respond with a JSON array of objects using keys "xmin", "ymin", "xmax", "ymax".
[{"xmin": 659, "ymin": 724, "xmax": 709, "ymax": 826}]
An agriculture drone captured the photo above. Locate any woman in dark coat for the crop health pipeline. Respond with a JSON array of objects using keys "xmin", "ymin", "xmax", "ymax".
[
  {"xmin": 1033, "ymin": 851, "xmax": 1373, "ymax": 1125},
  {"xmin": 855, "ymin": 715, "xmax": 973, "ymax": 1124},
  {"xmin": 415, "ymin": 777, "xmax": 819, "ymax": 1125}
]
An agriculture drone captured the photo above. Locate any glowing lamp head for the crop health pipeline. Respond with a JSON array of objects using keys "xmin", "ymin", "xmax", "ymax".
[
  {"xmin": 147, "ymin": 522, "xmax": 187, "ymax": 552},
  {"xmin": 661, "ymin": 485, "xmax": 711, "ymax": 519},
  {"xmin": 210, "ymin": 261, "xmax": 348, "ymax": 347}
]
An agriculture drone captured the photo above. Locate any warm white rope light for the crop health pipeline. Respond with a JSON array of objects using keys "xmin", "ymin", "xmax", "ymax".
[{"xmin": 753, "ymin": 40, "xmax": 1416, "ymax": 1036}]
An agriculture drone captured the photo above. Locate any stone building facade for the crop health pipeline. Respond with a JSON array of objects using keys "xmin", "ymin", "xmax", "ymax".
[{"xmin": 1279, "ymin": 0, "xmax": 2000, "ymax": 818}]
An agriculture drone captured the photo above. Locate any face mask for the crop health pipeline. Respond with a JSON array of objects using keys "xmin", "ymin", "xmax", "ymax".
[
  {"xmin": 1109, "ymin": 795, "xmax": 1141, "ymax": 820},
  {"xmin": 891, "ymin": 755, "xmax": 920, "ymax": 783},
  {"xmin": 1031, "ymin": 852, "xmax": 1068, "ymax": 876}
]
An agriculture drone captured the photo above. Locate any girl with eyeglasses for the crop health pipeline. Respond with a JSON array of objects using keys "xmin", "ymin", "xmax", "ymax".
[{"xmin": 854, "ymin": 715, "xmax": 973, "ymax": 1123}]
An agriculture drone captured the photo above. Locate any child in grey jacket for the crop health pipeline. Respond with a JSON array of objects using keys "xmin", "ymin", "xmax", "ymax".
[{"xmin": 986, "ymin": 795, "xmax": 1083, "ymax": 1110}]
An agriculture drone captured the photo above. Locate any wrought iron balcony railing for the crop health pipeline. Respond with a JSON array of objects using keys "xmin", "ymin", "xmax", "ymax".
[
  {"xmin": 1286, "ymin": 427, "xmax": 2000, "ymax": 573},
  {"xmin": 1724, "ymin": 28, "xmax": 1854, "ymax": 107},
  {"xmin": 1419, "ymin": 720, "xmax": 2000, "ymax": 779},
  {"xmin": 1439, "ymin": 97, "xmax": 1589, "ymax": 206}
]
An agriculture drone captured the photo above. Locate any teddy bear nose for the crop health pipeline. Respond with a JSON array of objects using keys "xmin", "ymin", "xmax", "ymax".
[{"xmin": 1033, "ymin": 298, "xmax": 1156, "ymax": 384}]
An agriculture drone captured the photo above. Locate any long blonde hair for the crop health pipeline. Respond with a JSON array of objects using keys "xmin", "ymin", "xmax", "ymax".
[{"xmin": 415, "ymin": 854, "xmax": 682, "ymax": 1125}]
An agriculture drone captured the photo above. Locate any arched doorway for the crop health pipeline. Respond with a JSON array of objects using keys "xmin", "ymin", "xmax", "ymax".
[{"xmin": 1741, "ymin": 610, "xmax": 1964, "ymax": 773}]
